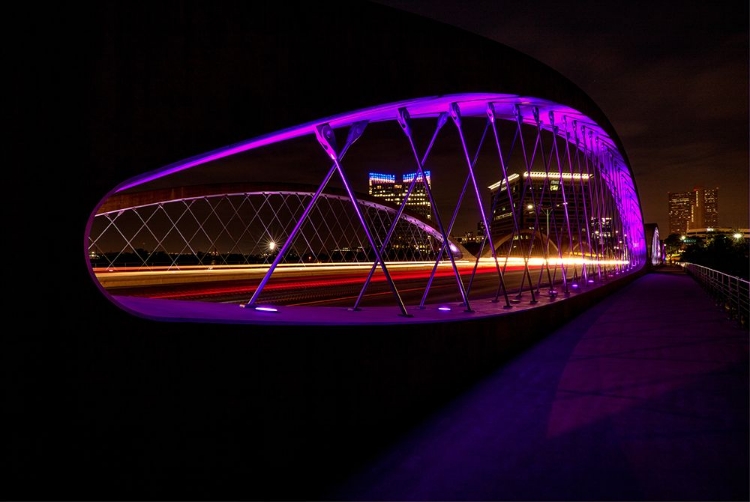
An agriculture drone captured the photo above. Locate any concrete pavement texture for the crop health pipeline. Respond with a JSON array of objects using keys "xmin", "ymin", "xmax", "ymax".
[{"xmin": 326, "ymin": 266, "xmax": 749, "ymax": 501}]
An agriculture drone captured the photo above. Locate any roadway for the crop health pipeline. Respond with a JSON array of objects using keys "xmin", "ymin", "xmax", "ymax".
[{"xmin": 96, "ymin": 260, "xmax": 594, "ymax": 308}]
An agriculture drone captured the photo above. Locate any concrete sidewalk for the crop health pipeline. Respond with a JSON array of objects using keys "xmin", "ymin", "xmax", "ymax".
[{"xmin": 326, "ymin": 266, "xmax": 749, "ymax": 501}]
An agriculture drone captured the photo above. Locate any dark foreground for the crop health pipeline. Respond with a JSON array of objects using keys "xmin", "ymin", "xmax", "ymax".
[{"xmin": 8, "ymin": 266, "xmax": 748, "ymax": 500}]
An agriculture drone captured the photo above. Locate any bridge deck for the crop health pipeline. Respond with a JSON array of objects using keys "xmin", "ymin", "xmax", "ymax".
[{"xmin": 326, "ymin": 265, "xmax": 749, "ymax": 500}]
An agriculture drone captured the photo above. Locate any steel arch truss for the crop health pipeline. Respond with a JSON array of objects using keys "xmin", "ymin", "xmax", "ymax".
[{"xmin": 89, "ymin": 191, "xmax": 456, "ymax": 269}]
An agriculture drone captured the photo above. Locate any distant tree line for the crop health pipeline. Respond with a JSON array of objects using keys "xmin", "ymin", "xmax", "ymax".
[{"xmin": 667, "ymin": 234, "xmax": 749, "ymax": 279}]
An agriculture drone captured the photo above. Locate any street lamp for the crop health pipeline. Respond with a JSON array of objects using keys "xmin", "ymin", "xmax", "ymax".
[
  {"xmin": 527, "ymin": 203, "xmax": 553, "ymax": 257},
  {"xmin": 528, "ymin": 203, "xmax": 557, "ymax": 297}
]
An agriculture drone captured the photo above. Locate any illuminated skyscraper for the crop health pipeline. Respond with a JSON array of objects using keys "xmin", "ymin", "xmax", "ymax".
[
  {"xmin": 401, "ymin": 171, "xmax": 432, "ymax": 220},
  {"xmin": 668, "ymin": 191, "xmax": 693, "ymax": 235},
  {"xmin": 368, "ymin": 171, "xmax": 435, "ymax": 257},
  {"xmin": 668, "ymin": 186, "xmax": 719, "ymax": 235},
  {"xmin": 368, "ymin": 172, "xmax": 397, "ymax": 204},
  {"xmin": 701, "ymin": 186, "xmax": 719, "ymax": 228},
  {"xmin": 368, "ymin": 171, "xmax": 432, "ymax": 220}
]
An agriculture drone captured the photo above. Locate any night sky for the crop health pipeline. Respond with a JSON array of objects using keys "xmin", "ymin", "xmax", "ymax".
[
  {"xmin": 122, "ymin": 0, "xmax": 748, "ymax": 239},
  {"xmin": 374, "ymin": 0, "xmax": 749, "ymax": 234}
]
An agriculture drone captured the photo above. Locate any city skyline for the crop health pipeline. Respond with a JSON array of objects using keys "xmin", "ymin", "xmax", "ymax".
[
  {"xmin": 374, "ymin": 0, "xmax": 749, "ymax": 234},
  {"xmin": 104, "ymin": 1, "xmax": 748, "ymax": 240}
]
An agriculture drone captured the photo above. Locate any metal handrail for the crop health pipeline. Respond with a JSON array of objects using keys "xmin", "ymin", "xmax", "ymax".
[{"xmin": 684, "ymin": 263, "xmax": 749, "ymax": 329}]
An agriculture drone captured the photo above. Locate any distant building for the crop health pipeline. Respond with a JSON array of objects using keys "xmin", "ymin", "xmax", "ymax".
[
  {"xmin": 368, "ymin": 172, "xmax": 398, "ymax": 205},
  {"xmin": 667, "ymin": 191, "xmax": 693, "ymax": 235},
  {"xmin": 668, "ymin": 186, "xmax": 719, "ymax": 235},
  {"xmin": 368, "ymin": 171, "xmax": 435, "ymax": 256},
  {"xmin": 488, "ymin": 171, "xmax": 592, "ymax": 250},
  {"xmin": 701, "ymin": 186, "xmax": 719, "ymax": 228},
  {"xmin": 368, "ymin": 171, "xmax": 432, "ymax": 220}
]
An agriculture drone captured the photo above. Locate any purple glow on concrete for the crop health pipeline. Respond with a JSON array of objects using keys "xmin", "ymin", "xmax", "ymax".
[
  {"xmin": 254, "ymin": 306, "xmax": 279, "ymax": 313},
  {"xmin": 438, "ymin": 306, "xmax": 452, "ymax": 311}
]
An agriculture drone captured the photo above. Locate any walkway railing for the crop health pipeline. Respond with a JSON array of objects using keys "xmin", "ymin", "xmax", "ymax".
[{"xmin": 684, "ymin": 263, "xmax": 749, "ymax": 329}]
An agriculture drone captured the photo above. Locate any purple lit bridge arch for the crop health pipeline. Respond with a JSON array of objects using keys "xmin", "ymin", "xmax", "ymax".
[{"xmin": 87, "ymin": 93, "xmax": 647, "ymax": 322}]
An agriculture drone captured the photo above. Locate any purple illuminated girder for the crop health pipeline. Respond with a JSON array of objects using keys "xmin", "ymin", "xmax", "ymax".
[
  {"xmin": 449, "ymin": 102, "xmax": 511, "ymax": 308},
  {"xmin": 352, "ymin": 108, "xmax": 470, "ymax": 312},
  {"xmin": 487, "ymin": 103, "xmax": 528, "ymax": 304},
  {"xmin": 394, "ymin": 108, "xmax": 473, "ymax": 312},
  {"xmin": 316, "ymin": 122, "xmax": 410, "ymax": 317}
]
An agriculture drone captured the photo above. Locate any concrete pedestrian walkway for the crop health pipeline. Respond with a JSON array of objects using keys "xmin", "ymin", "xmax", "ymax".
[{"xmin": 326, "ymin": 266, "xmax": 749, "ymax": 501}]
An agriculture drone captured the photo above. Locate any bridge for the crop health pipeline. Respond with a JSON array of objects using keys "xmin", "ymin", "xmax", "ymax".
[
  {"xmin": 47, "ymin": 2, "xmax": 745, "ymax": 501},
  {"xmin": 87, "ymin": 93, "xmax": 659, "ymax": 322}
]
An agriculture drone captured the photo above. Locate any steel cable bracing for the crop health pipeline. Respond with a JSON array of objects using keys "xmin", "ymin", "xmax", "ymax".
[
  {"xmin": 352, "ymin": 109, "xmax": 456, "ymax": 311},
  {"xmin": 219, "ymin": 195, "xmax": 248, "ymax": 261},
  {"xmin": 316, "ymin": 122, "xmax": 410, "ymax": 317},
  {"xmin": 462, "ymin": 117, "xmax": 503, "ymax": 307},
  {"xmin": 607, "ymin": 152, "xmax": 623, "ymax": 271},
  {"xmin": 485, "ymin": 103, "xmax": 521, "ymax": 306},
  {"xmin": 449, "ymin": 102, "xmax": 512, "ymax": 309},
  {"xmin": 550, "ymin": 114, "xmax": 572, "ymax": 295},
  {"xmin": 531, "ymin": 107, "xmax": 557, "ymax": 297},
  {"xmin": 591, "ymin": 133, "xmax": 606, "ymax": 278},
  {"xmin": 486, "ymin": 105, "xmax": 523, "ymax": 306},
  {"xmin": 356, "ymin": 108, "xmax": 472, "ymax": 311},
  {"xmin": 561, "ymin": 117, "xmax": 583, "ymax": 283},
  {"xmin": 546, "ymin": 114, "xmax": 569, "ymax": 295},
  {"xmin": 458, "ymin": 117, "xmax": 492, "ymax": 301},
  {"xmin": 417, "ymin": 110, "xmax": 477, "ymax": 309},
  {"xmin": 181, "ymin": 199, "xmax": 222, "ymax": 266},
  {"xmin": 128, "ymin": 207, "xmax": 163, "ymax": 268},
  {"xmin": 419, "ymin": 166, "xmax": 472, "ymax": 309},
  {"xmin": 513, "ymin": 105, "xmax": 543, "ymax": 303},
  {"xmin": 247, "ymin": 121, "xmax": 371, "ymax": 308},
  {"xmin": 591, "ymin": 134, "xmax": 608, "ymax": 279},
  {"xmin": 578, "ymin": 125, "xmax": 596, "ymax": 281},
  {"xmin": 417, "ymin": 111, "xmax": 491, "ymax": 310},
  {"xmin": 569, "ymin": 124, "xmax": 584, "ymax": 274}
]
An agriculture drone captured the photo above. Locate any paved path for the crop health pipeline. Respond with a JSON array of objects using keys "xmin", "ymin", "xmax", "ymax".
[{"xmin": 326, "ymin": 266, "xmax": 749, "ymax": 501}]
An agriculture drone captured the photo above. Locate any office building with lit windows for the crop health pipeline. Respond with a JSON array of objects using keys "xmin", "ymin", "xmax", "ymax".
[
  {"xmin": 668, "ymin": 186, "xmax": 719, "ymax": 235},
  {"xmin": 368, "ymin": 171, "xmax": 435, "ymax": 256},
  {"xmin": 368, "ymin": 171, "xmax": 432, "ymax": 220},
  {"xmin": 488, "ymin": 171, "xmax": 592, "ymax": 248}
]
